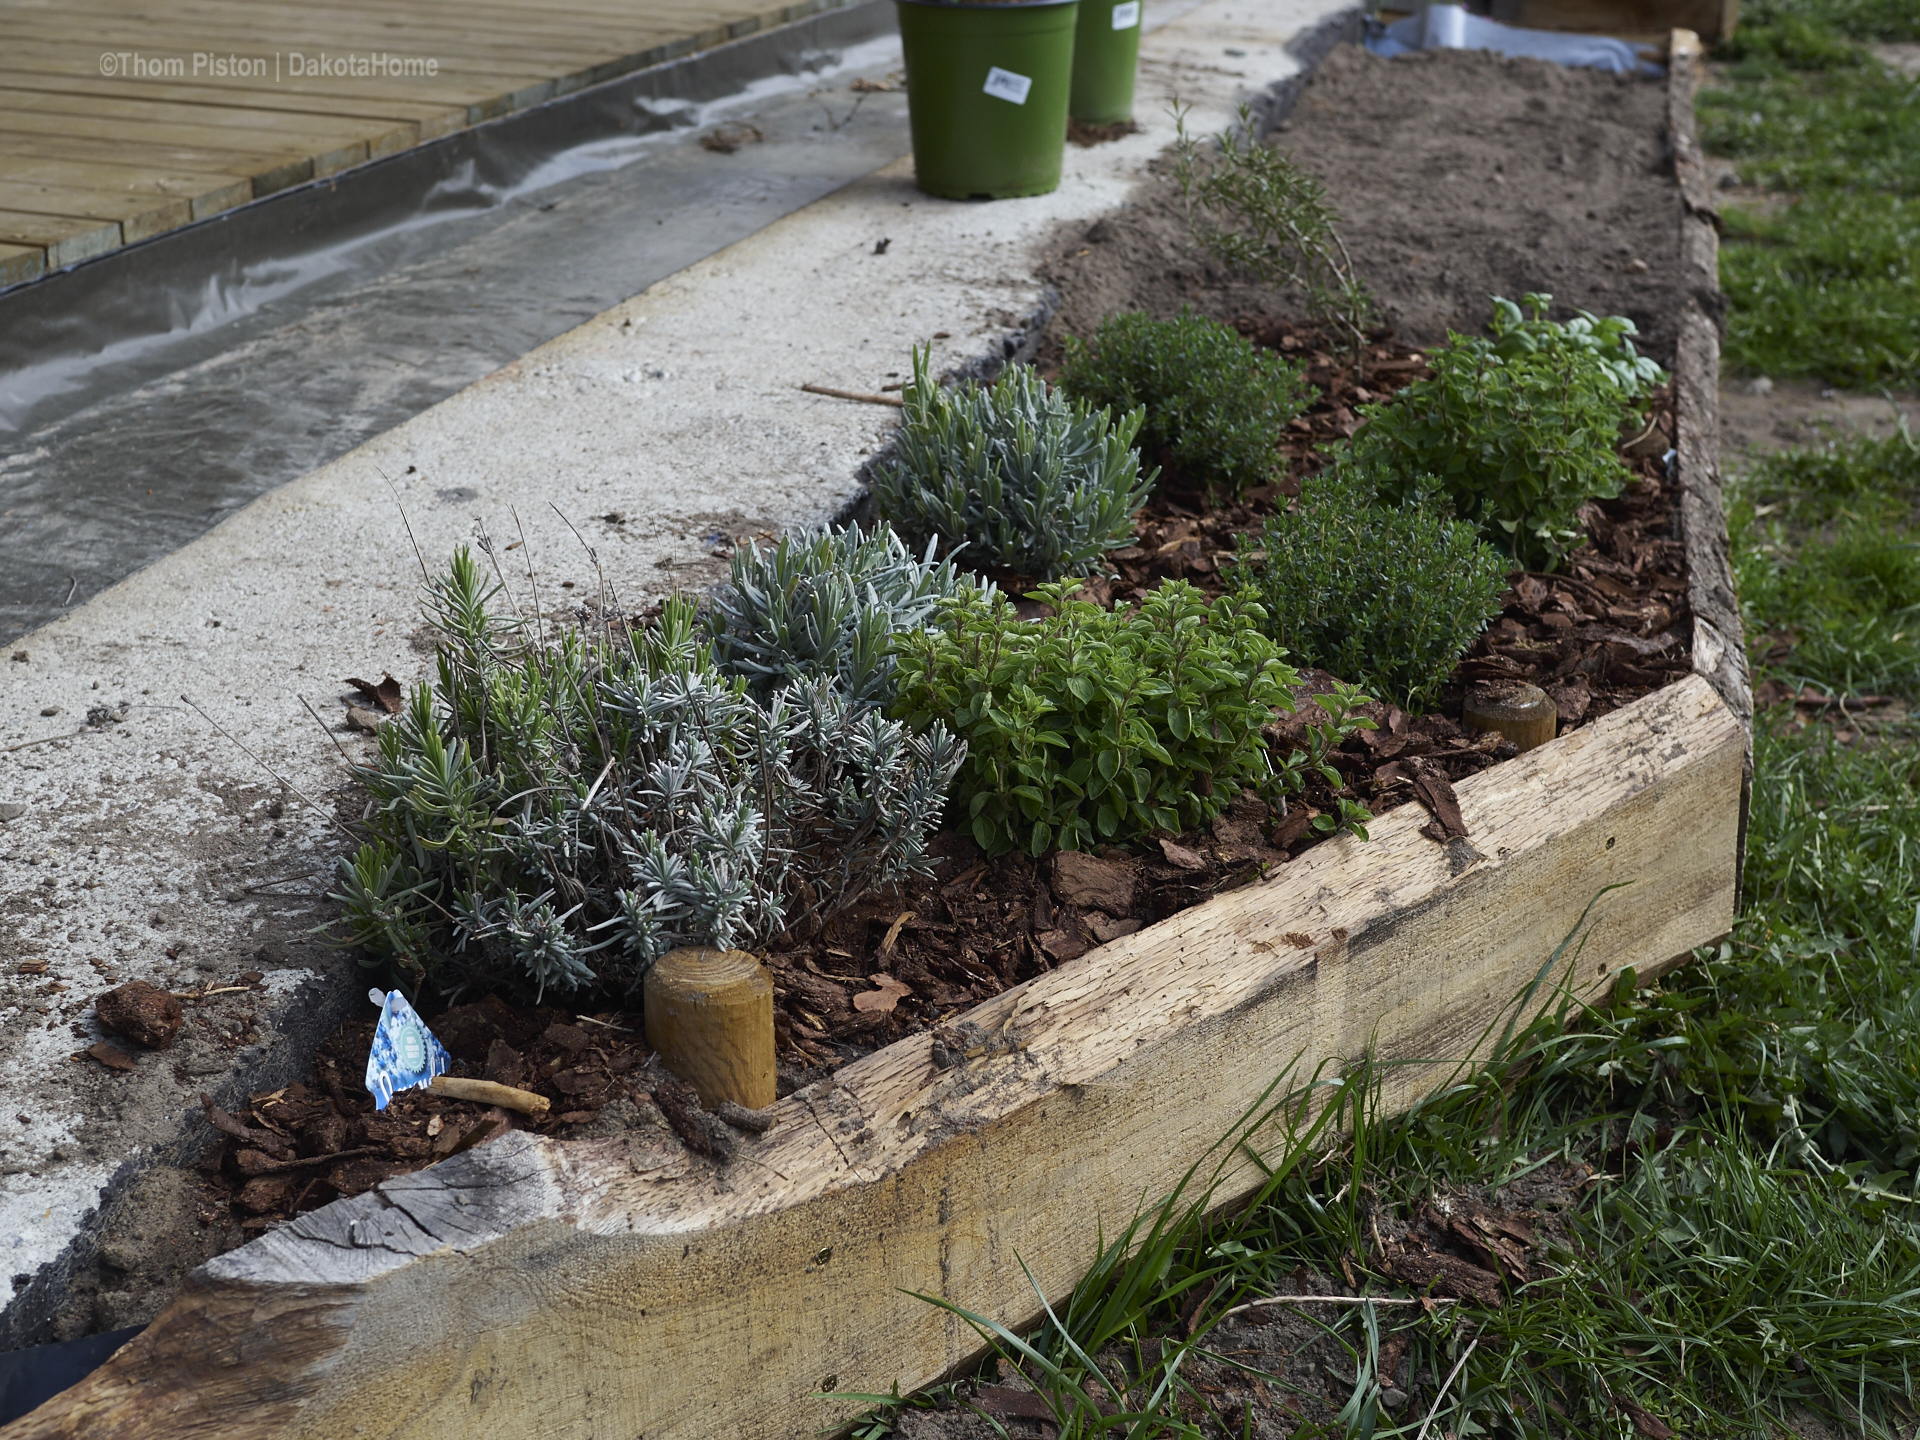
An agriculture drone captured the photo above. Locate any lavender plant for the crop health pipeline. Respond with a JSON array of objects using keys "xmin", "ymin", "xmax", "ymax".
[
  {"xmin": 332, "ymin": 547, "xmax": 963, "ymax": 1001},
  {"xmin": 707, "ymin": 521, "xmax": 988, "ymax": 709},
  {"xmin": 873, "ymin": 349, "xmax": 1155, "ymax": 580}
]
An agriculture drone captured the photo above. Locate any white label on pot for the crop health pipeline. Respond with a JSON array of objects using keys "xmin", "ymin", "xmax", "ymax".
[
  {"xmin": 1112, "ymin": 2, "xmax": 1140, "ymax": 28},
  {"xmin": 983, "ymin": 66, "xmax": 1033, "ymax": 104}
]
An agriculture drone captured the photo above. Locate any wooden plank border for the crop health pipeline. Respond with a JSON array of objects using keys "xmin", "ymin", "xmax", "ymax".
[
  {"xmin": 3, "ymin": 677, "xmax": 1746, "ymax": 1440},
  {"xmin": 1669, "ymin": 27, "xmax": 1753, "ymax": 891}
]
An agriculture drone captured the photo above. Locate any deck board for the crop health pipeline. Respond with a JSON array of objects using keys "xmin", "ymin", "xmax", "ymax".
[{"xmin": 0, "ymin": 0, "xmax": 847, "ymax": 282}]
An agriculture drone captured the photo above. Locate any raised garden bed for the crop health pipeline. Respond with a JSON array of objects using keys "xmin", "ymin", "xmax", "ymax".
[{"xmin": 5, "ymin": 32, "xmax": 1748, "ymax": 1440}]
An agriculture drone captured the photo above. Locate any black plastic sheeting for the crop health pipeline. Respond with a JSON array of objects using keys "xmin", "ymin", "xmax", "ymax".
[
  {"xmin": 0, "ymin": 1324, "xmax": 141, "ymax": 1425},
  {"xmin": 0, "ymin": 0, "xmax": 903, "ymax": 645}
]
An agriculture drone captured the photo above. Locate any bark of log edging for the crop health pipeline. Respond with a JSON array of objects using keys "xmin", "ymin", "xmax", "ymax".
[{"xmin": 1668, "ymin": 28, "xmax": 1753, "ymax": 896}]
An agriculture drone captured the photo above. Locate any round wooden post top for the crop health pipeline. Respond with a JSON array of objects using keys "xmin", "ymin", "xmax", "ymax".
[
  {"xmin": 1461, "ymin": 680, "xmax": 1557, "ymax": 753},
  {"xmin": 644, "ymin": 946, "xmax": 776, "ymax": 1112}
]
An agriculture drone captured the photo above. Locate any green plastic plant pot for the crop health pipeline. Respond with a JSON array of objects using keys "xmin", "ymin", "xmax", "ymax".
[
  {"xmin": 895, "ymin": 0, "xmax": 1079, "ymax": 200},
  {"xmin": 1069, "ymin": 0, "xmax": 1141, "ymax": 124}
]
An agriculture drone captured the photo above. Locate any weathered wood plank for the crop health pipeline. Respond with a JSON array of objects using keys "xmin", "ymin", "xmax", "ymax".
[
  {"xmin": 0, "ymin": 152, "xmax": 252, "ymax": 220},
  {"xmin": 0, "ymin": 207, "xmax": 119, "ymax": 266},
  {"xmin": 1667, "ymin": 27, "xmax": 1752, "ymax": 888},
  {"xmin": 4, "ymin": 677, "xmax": 1744, "ymax": 1440},
  {"xmin": 0, "ymin": 240, "xmax": 46, "ymax": 287}
]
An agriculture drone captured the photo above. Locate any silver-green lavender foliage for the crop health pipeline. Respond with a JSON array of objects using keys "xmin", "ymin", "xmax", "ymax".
[
  {"xmin": 707, "ymin": 522, "xmax": 989, "ymax": 710},
  {"xmin": 873, "ymin": 349, "xmax": 1156, "ymax": 580},
  {"xmin": 331, "ymin": 547, "xmax": 963, "ymax": 1001}
]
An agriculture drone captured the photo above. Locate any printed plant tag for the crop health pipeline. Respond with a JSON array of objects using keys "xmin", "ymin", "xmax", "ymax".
[
  {"xmin": 364, "ymin": 987, "xmax": 452, "ymax": 1111},
  {"xmin": 983, "ymin": 66, "xmax": 1033, "ymax": 104},
  {"xmin": 1111, "ymin": 1, "xmax": 1141, "ymax": 27}
]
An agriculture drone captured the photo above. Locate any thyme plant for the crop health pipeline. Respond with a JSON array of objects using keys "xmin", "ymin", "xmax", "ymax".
[
  {"xmin": 1229, "ymin": 473, "xmax": 1508, "ymax": 709},
  {"xmin": 332, "ymin": 548, "xmax": 963, "ymax": 1000},
  {"xmin": 1057, "ymin": 310, "xmax": 1313, "ymax": 497},
  {"xmin": 873, "ymin": 349, "xmax": 1155, "ymax": 580}
]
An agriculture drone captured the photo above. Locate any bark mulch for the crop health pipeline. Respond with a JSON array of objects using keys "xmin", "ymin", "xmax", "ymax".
[{"xmin": 198, "ymin": 328, "xmax": 1695, "ymax": 1232}]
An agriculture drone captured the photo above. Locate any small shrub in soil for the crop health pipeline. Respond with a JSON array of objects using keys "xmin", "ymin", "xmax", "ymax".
[
  {"xmin": 1336, "ymin": 295, "xmax": 1664, "ymax": 570},
  {"xmin": 1229, "ymin": 472, "xmax": 1508, "ymax": 710},
  {"xmin": 332, "ymin": 550, "xmax": 963, "ymax": 1000},
  {"xmin": 1057, "ymin": 310, "xmax": 1313, "ymax": 497},
  {"xmin": 706, "ymin": 521, "xmax": 986, "ymax": 709},
  {"xmin": 893, "ymin": 579, "xmax": 1363, "ymax": 857},
  {"xmin": 1171, "ymin": 103, "xmax": 1373, "ymax": 357},
  {"xmin": 873, "ymin": 349, "xmax": 1155, "ymax": 581}
]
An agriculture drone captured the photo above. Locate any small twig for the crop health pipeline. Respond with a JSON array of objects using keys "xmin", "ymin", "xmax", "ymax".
[
  {"xmin": 243, "ymin": 869, "xmax": 328, "ymax": 894},
  {"xmin": 237, "ymin": 1145, "xmax": 378, "ymax": 1175},
  {"xmin": 300, "ymin": 694, "xmax": 358, "ymax": 767},
  {"xmin": 800, "ymin": 382, "xmax": 904, "ymax": 409},
  {"xmin": 575, "ymin": 1014, "xmax": 633, "ymax": 1033},
  {"xmin": 1413, "ymin": 1333, "xmax": 1482, "ymax": 1440},
  {"xmin": 379, "ymin": 469, "xmax": 433, "ymax": 587},
  {"xmin": 170, "ymin": 985, "xmax": 257, "ymax": 1001},
  {"xmin": 1219, "ymin": 1293, "xmax": 1449, "ymax": 1320},
  {"xmin": 0, "ymin": 730, "xmax": 81, "ymax": 755},
  {"xmin": 177, "ymin": 694, "xmax": 357, "ymax": 840},
  {"xmin": 580, "ymin": 755, "xmax": 618, "ymax": 811}
]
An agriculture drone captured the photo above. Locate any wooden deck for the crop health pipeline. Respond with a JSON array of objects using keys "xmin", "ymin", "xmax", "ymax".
[{"xmin": 0, "ymin": 0, "xmax": 854, "ymax": 288}]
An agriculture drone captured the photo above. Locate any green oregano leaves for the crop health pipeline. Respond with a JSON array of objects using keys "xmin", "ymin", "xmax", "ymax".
[{"xmin": 893, "ymin": 581, "xmax": 1300, "ymax": 857}]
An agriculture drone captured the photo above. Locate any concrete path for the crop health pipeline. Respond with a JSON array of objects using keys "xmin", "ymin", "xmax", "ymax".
[{"xmin": 0, "ymin": 0, "xmax": 1351, "ymax": 1348}]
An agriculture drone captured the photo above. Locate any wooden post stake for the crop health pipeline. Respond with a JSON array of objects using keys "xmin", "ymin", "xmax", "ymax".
[
  {"xmin": 1462, "ymin": 680, "xmax": 1557, "ymax": 752},
  {"xmin": 644, "ymin": 947, "xmax": 777, "ymax": 1111}
]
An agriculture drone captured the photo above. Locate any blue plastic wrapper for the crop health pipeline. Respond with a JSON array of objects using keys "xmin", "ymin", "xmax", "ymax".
[{"xmin": 364, "ymin": 987, "xmax": 452, "ymax": 1111}]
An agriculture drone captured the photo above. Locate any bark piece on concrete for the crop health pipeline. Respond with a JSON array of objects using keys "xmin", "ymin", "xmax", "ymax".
[{"xmin": 93, "ymin": 982, "xmax": 183, "ymax": 1051}]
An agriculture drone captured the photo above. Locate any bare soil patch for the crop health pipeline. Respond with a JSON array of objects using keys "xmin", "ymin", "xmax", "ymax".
[{"xmin": 1039, "ymin": 43, "xmax": 1689, "ymax": 367}]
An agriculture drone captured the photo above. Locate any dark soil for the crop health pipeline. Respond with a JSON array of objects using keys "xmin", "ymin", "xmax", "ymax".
[{"xmin": 1038, "ymin": 43, "xmax": 1689, "ymax": 369}]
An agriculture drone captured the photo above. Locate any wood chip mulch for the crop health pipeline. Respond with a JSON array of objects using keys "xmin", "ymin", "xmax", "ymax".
[{"xmin": 200, "ymin": 328, "xmax": 1697, "ymax": 1233}]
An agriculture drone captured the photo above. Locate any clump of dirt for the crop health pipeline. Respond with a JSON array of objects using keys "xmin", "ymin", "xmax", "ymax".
[{"xmin": 1039, "ymin": 43, "xmax": 1688, "ymax": 367}]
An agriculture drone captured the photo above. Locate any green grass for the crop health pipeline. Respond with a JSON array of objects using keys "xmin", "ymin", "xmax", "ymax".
[
  {"xmin": 1731, "ymin": 427, "xmax": 1920, "ymax": 696},
  {"xmin": 1719, "ymin": 197, "xmax": 1920, "ymax": 389},
  {"xmin": 1699, "ymin": 0, "xmax": 1920, "ymax": 386}
]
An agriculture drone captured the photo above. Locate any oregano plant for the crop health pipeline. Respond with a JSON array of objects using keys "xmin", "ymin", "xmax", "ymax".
[
  {"xmin": 1336, "ymin": 294, "xmax": 1666, "ymax": 570},
  {"xmin": 892, "ymin": 580, "xmax": 1301, "ymax": 857}
]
